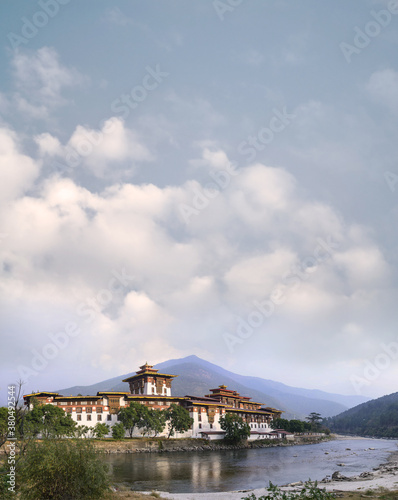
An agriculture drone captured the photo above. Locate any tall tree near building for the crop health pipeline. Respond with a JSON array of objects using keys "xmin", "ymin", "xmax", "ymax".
[
  {"xmin": 118, "ymin": 402, "xmax": 145, "ymax": 438},
  {"xmin": 138, "ymin": 408, "xmax": 166, "ymax": 437},
  {"xmin": 219, "ymin": 413, "xmax": 250, "ymax": 443},
  {"xmin": 24, "ymin": 404, "xmax": 77, "ymax": 438},
  {"xmin": 165, "ymin": 404, "xmax": 193, "ymax": 438},
  {"xmin": 306, "ymin": 412, "xmax": 323, "ymax": 431}
]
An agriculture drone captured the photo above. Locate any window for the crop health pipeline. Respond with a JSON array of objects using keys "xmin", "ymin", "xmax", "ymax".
[
  {"xmin": 198, "ymin": 414, "xmax": 201, "ymax": 422},
  {"xmin": 107, "ymin": 415, "xmax": 112, "ymax": 421},
  {"xmin": 97, "ymin": 415, "xmax": 102, "ymax": 421},
  {"xmin": 96, "ymin": 407, "xmax": 102, "ymax": 413},
  {"xmin": 77, "ymin": 415, "xmax": 81, "ymax": 421},
  {"xmin": 76, "ymin": 407, "xmax": 82, "ymax": 413},
  {"xmin": 66, "ymin": 408, "xmax": 72, "ymax": 413},
  {"xmin": 87, "ymin": 415, "xmax": 91, "ymax": 421},
  {"xmin": 210, "ymin": 424, "xmax": 213, "ymax": 429},
  {"xmin": 86, "ymin": 407, "xmax": 92, "ymax": 413},
  {"xmin": 199, "ymin": 423, "xmax": 202, "ymax": 429},
  {"xmin": 60, "ymin": 402, "xmax": 67, "ymax": 406}
]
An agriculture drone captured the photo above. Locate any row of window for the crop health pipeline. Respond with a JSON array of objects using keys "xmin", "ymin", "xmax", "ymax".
[
  {"xmin": 76, "ymin": 414, "xmax": 115, "ymax": 422},
  {"xmin": 66, "ymin": 407, "xmax": 103, "ymax": 413}
]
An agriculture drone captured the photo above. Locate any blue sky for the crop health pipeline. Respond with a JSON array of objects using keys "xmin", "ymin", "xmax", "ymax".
[{"xmin": 1, "ymin": 0, "xmax": 398, "ymax": 404}]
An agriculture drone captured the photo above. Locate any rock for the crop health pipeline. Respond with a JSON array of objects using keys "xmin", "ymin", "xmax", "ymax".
[
  {"xmin": 332, "ymin": 471, "xmax": 351, "ymax": 481},
  {"xmin": 359, "ymin": 471, "xmax": 374, "ymax": 478},
  {"xmin": 337, "ymin": 463, "xmax": 345, "ymax": 467}
]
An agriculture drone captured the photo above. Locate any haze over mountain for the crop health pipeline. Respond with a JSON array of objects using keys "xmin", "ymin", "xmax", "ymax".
[{"xmin": 57, "ymin": 355, "xmax": 370, "ymax": 419}]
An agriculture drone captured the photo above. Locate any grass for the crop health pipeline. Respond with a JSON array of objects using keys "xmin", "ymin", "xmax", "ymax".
[{"xmin": 338, "ymin": 489, "xmax": 398, "ymax": 499}]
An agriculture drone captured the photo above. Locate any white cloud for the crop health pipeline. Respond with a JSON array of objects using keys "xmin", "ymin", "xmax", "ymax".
[
  {"xmin": 35, "ymin": 118, "xmax": 153, "ymax": 178},
  {"xmin": 0, "ymin": 141, "xmax": 395, "ymax": 397},
  {"xmin": 0, "ymin": 127, "xmax": 41, "ymax": 204},
  {"xmin": 11, "ymin": 47, "xmax": 87, "ymax": 118},
  {"xmin": 68, "ymin": 118, "xmax": 152, "ymax": 175},
  {"xmin": 366, "ymin": 68, "xmax": 398, "ymax": 113}
]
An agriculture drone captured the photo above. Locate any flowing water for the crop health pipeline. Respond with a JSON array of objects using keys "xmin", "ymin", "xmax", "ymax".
[{"xmin": 103, "ymin": 438, "xmax": 398, "ymax": 493}]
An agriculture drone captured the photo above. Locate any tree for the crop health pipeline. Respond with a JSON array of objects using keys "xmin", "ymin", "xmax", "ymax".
[
  {"xmin": 24, "ymin": 404, "xmax": 77, "ymax": 438},
  {"xmin": 118, "ymin": 402, "xmax": 145, "ymax": 437},
  {"xmin": 165, "ymin": 404, "xmax": 193, "ymax": 438},
  {"xmin": 219, "ymin": 413, "xmax": 250, "ymax": 443},
  {"xmin": 112, "ymin": 422, "xmax": 126, "ymax": 440},
  {"xmin": 148, "ymin": 409, "xmax": 166, "ymax": 437},
  {"xmin": 0, "ymin": 408, "xmax": 8, "ymax": 449},
  {"xmin": 306, "ymin": 412, "xmax": 323, "ymax": 431},
  {"xmin": 18, "ymin": 438, "xmax": 110, "ymax": 499},
  {"xmin": 74, "ymin": 425, "xmax": 91, "ymax": 438},
  {"xmin": 271, "ymin": 418, "xmax": 309, "ymax": 434},
  {"xmin": 93, "ymin": 422, "xmax": 110, "ymax": 439},
  {"xmin": 138, "ymin": 408, "xmax": 166, "ymax": 437}
]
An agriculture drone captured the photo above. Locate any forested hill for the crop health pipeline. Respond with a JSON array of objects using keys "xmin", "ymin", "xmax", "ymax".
[{"xmin": 326, "ymin": 391, "xmax": 398, "ymax": 437}]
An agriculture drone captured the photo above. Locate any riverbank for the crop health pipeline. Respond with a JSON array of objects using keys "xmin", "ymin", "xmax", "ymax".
[
  {"xmin": 144, "ymin": 438, "xmax": 398, "ymax": 500},
  {"xmin": 92, "ymin": 434, "xmax": 331, "ymax": 454}
]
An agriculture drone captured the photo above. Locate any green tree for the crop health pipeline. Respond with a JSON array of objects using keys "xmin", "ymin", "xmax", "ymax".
[
  {"xmin": 138, "ymin": 408, "xmax": 166, "ymax": 437},
  {"xmin": 112, "ymin": 422, "xmax": 126, "ymax": 440},
  {"xmin": 271, "ymin": 418, "xmax": 307, "ymax": 433},
  {"xmin": 165, "ymin": 404, "xmax": 193, "ymax": 438},
  {"xmin": 219, "ymin": 413, "xmax": 250, "ymax": 443},
  {"xmin": 93, "ymin": 422, "xmax": 110, "ymax": 439},
  {"xmin": 18, "ymin": 438, "xmax": 110, "ymax": 499},
  {"xmin": 149, "ymin": 409, "xmax": 166, "ymax": 437},
  {"xmin": 74, "ymin": 425, "xmax": 91, "ymax": 438},
  {"xmin": 24, "ymin": 404, "xmax": 77, "ymax": 438},
  {"xmin": 306, "ymin": 412, "xmax": 323, "ymax": 431},
  {"xmin": 0, "ymin": 408, "xmax": 8, "ymax": 448},
  {"xmin": 118, "ymin": 402, "xmax": 145, "ymax": 437}
]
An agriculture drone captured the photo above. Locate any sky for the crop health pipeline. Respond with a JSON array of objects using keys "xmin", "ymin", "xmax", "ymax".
[{"xmin": 0, "ymin": 0, "xmax": 398, "ymax": 405}]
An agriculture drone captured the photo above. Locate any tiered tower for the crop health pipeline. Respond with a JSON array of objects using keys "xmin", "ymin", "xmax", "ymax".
[{"xmin": 122, "ymin": 362, "xmax": 177, "ymax": 396}]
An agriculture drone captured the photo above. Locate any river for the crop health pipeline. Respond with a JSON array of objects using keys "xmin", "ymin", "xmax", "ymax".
[{"xmin": 102, "ymin": 438, "xmax": 398, "ymax": 493}]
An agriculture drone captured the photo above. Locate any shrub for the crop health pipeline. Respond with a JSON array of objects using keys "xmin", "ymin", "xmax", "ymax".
[
  {"xmin": 18, "ymin": 438, "xmax": 110, "ymax": 499},
  {"xmin": 242, "ymin": 480, "xmax": 336, "ymax": 500},
  {"xmin": 112, "ymin": 422, "xmax": 126, "ymax": 440}
]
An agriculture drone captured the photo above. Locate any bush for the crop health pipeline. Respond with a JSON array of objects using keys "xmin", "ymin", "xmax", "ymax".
[
  {"xmin": 112, "ymin": 422, "xmax": 126, "ymax": 440},
  {"xmin": 18, "ymin": 438, "xmax": 110, "ymax": 499},
  {"xmin": 242, "ymin": 480, "xmax": 336, "ymax": 500}
]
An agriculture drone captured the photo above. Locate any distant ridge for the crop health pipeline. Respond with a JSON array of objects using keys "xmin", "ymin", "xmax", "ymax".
[
  {"xmin": 326, "ymin": 391, "xmax": 398, "ymax": 437},
  {"xmin": 57, "ymin": 354, "xmax": 370, "ymax": 419}
]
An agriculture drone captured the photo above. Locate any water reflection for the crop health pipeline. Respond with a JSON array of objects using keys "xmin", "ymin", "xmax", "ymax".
[{"xmin": 102, "ymin": 439, "xmax": 397, "ymax": 493}]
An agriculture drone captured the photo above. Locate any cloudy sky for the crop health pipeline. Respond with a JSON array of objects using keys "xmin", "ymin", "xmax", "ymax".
[{"xmin": 1, "ymin": 0, "xmax": 398, "ymax": 404}]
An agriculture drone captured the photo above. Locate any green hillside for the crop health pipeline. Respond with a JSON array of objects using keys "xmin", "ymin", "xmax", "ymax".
[{"xmin": 326, "ymin": 391, "xmax": 398, "ymax": 437}]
